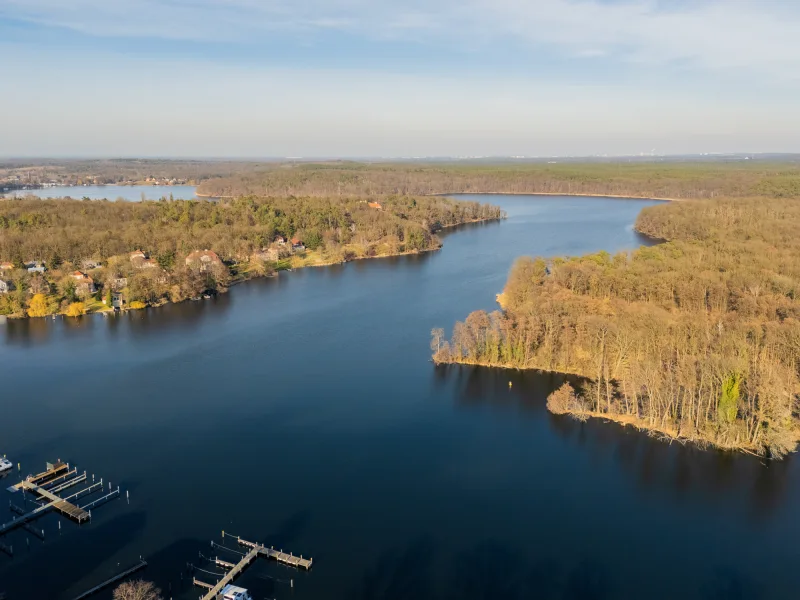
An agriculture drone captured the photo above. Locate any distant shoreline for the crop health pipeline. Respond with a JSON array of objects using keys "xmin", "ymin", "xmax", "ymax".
[
  {"xmin": 195, "ymin": 190, "xmax": 680, "ymax": 202},
  {"xmin": 439, "ymin": 191, "xmax": 681, "ymax": 202}
]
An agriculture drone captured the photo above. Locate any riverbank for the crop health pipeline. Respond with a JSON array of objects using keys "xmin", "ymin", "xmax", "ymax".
[
  {"xmin": 440, "ymin": 191, "xmax": 681, "ymax": 202},
  {"xmin": 434, "ymin": 196, "xmax": 800, "ymax": 458},
  {"xmin": 5, "ymin": 214, "xmax": 504, "ymax": 321}
]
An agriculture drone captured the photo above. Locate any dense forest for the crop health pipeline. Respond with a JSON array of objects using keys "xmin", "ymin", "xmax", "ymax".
[
  {"xmin": 433, "ymin": 198, "xmax": 800, "ymax": 457},
  {"xmin": 0, "ymin": 195, "xmax": 502, "ymax": 317},
  {"xmin": 197, "ymin": 161, "xmax": 800, "ymax": 200}
]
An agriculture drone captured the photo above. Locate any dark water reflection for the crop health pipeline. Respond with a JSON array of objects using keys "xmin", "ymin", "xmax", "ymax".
[{"xmin": 1, "ymin": 195, "xmax": 799, "ymax": 600}]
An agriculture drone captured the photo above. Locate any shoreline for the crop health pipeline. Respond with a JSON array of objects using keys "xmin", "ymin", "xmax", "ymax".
[
  {"xmin": 195, "ymin": 189, "xmax": 681, "ymax": 202},
  {"xmin": 434, "ymin": 358, "xmax": 771, "ymax": 456},
  {"xmin": 4, "ymin": 215, "xmax": 503, "ymax": 322},
  {"xmin": 439, "ymin": 191, "xmax": 681, "ymax": 202}
]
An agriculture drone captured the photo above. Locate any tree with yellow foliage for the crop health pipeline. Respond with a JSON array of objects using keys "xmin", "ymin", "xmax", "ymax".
[
  {"xmin": 27, "ymin": 293, "xmax": 50, "ymax": 318},
  {"xmin": 65, "ymin": 302, "xmax": 86, "ymax": 317}
]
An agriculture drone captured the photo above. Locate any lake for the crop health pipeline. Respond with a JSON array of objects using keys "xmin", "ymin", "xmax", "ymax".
[
  {"xmin": 1, "ymin": 195, "xmax": 798, "ymax": 600},
  {"xmin": 3, "ymin": 184, "xmax": 198, "ymax": 201}
]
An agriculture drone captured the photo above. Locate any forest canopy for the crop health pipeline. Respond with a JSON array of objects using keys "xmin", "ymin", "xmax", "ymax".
[
  {"xmin": 0, "ymin": 194, "xmax": 502, "ymax": 317},
  {"xmin": 196, "ymin": 161, "xmax": 800, "ymax": 201},
  {"xmin": 434, "ymin": 197, "xmax": 800, "ymax": 457}
]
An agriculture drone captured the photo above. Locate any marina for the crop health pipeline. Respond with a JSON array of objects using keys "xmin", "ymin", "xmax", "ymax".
[
  {"xmin": 193, "ymin": 533, "xmax": 313, "ymax": 600},
  {"xmin": 0, "ymin": 461, "xmax": 124, "ymax": 551}
]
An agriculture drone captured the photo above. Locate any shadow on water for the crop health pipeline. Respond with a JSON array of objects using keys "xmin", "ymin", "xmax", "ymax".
[
  {"xmin": 436, "ymin": 218, "xmax": 504, "ymax": 240},
  {"xmin": 349, "ymin": 536, "xmax": 617, "ymax": 600},
  {"xmin": 259, "ymin": 509, "xmax": 312, "ymax": 550},
  {"xmin": 0, "ymin": 511, "xmax": 148, "ymax": 600},
  {"xmin": 436, "ymin": 363, "xmax": 795, "ymax": 525},
  {"xmin": 349, "ymin": 535, "xmax": 436, "ymax": 600}
]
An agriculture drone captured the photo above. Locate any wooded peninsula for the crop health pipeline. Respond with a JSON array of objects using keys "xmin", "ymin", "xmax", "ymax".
[
  {"xmin": 433, "ymin": 195, "xmax": 800, "ymax": 457},
  {"xmin": 0, "ymin": 194, "xmax": 502, "ymax": 318}
]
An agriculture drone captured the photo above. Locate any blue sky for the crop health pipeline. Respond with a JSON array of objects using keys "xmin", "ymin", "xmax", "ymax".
[{"xmin": 1, "ymin": 0, "xmax": 799, "ymax": 157}]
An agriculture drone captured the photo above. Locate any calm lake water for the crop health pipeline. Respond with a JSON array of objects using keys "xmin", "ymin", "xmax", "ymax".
[
  {"xmin": 3, "ymin": 184, "xmax": 197, "ymax": 201},
  {"xmin": 1, "ymin": 195, "xmax": 799, "ymax": 600}
]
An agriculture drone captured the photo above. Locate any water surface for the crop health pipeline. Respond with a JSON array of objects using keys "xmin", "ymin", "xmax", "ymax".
[
  {"xmin": 4, "ymin": 184, "xmax": 197, "ymax": 201},
  {"xmin": 1, "ymin": 195, "xmax": 798, "ymax": 600}
]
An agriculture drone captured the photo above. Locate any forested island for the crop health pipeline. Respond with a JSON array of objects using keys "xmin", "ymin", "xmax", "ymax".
[
  {"xmin": 197, "ymin": 160, "xmax": 800, "ymax": 200},
  {"xmin": 0, "ymin": 195, "xmax": 502, "ymax": 318},
  {"xmin": 433, "ymin": 197, "xmax": 800, "ymax": 457}
]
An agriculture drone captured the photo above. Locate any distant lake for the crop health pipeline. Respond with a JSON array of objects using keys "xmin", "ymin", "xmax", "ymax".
[
  {"xmin": 2, "ymin": 195, "xmax": 798, "ymax": 600},
  {"xmin": 3, "ymin": 184, "xmax": 198, "ymax": 201}
]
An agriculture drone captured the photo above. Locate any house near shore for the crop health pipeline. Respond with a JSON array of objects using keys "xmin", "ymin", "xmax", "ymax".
[
  {"xmin": 0, "ymin": 262, "xmax": 14, "ymax": 271},
  {"xmin": 25, "ymin": 261, "xmax": 46, "ymax": 274},
  {"xmin": 111, "ymin": 276, "xmax": 128, "ymax": 291},
  {"xmin": 291, "ymin": 237, "xmax": 305, "ymax": 252},
  {"xmin": 130, "ymin": 250, "xmax": 157, "ymax": 269},
  {"xmin": 71, "ymin": 271, "xmax": 97, "ymax": 295},
  {"xmin": 186, "ymin": 249, "xmax": 224, "ymax": 273},
  {"xmin": 0, "ymin": 279, "xmax": 14, "ymax": 294}
]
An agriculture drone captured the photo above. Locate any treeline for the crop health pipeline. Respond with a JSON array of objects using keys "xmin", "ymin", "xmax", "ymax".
[
  {"xmin": 0, "ymin": 158, "xmax": 271, "ymax": 187},
  {"xmin": 196, "ymin": 161, "xmax": 800, "ymax": 200},
  {"xmin": 0, "ymin": 194, "xmax": 502, "ymax": 316},
  {"xmin": 433, "ymin": 198, "xmax": 800, "ymax": 457}
]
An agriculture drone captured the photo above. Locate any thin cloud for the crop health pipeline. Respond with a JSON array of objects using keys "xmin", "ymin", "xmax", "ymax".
[{"xmin": 2, "ymin": 0, "xmax": 799, "ymax": 78}]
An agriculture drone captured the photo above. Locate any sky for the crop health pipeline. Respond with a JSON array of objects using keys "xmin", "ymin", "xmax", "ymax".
[{"xmin": 1, "ymin": 0, "xmax": 799, "ymax": 157}]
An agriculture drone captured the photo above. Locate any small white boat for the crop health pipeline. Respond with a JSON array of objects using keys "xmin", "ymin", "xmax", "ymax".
[
  {"xmin": 0, "ymin": 457, "xmax": 12, "ymax": 473},
  {"xmin": 221, "ymin": 585, "xmax": 252, "ymax": 600}
]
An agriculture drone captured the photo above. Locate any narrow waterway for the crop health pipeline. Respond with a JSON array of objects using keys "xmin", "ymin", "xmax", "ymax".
[{"xmin": 1, "ymin": 195, "xmax": 797, "ymax": 600}]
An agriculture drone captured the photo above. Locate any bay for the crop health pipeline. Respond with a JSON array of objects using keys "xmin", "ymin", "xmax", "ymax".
[{"xmin": 1, "ymin": 195, "xmax": 796, "ymax": 600}]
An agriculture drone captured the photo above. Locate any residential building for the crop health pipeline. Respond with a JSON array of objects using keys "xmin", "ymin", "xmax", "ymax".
[
  {"xmin": 71, "ymin": 271, "xmax": 97, "ymax": 295},
  {"xmin": 185, "ymin": 249, "xmax": 224, "ymax": 273},
  {"xmin": 130, "ymin": 250, "xmax": 157, "ymax": 269},
  {"xmin": 25, "ymin": 261, "xmax": 46, "ymax": 274}
]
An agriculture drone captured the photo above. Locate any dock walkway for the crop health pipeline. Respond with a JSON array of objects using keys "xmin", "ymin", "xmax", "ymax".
[
  {"xmin": 239, "ymin": 538, "xmax": 313, "ymax": 569},
  {"xmin": 199, "ymin": 547, "xmax": 260, "ymax": 600},
  {"xmin": 8, "ymin": 462, "xmax": 68, "ymax": 492},
  {"xmin": 194, "ymin": 535, "xmax": 313, "ymax": 599},
  {"xmin": 22, "ymin": 481, "xmax": 90, "ymax": 522}
]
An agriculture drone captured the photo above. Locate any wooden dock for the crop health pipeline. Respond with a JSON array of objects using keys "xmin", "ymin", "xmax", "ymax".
[
  {"xmin": 22, "ymin": 481, "xmax": 90, "ymax": 522},
  {"xmin": 238, "ymin": 537, "xmax": 313, "ymax": 569},
  {"xmin": 197, "ymin": 546, "xmax": 261, "ymax": 600},
  {"xmin": 194, "ymin": 535, "xmax": 313, "ymax": 598},
  {"xmin": 71, "ymin": 559, "xmax": 147, "ymax": 600},
  {"xmin": 8, "ymin": 462, "xmax": 68, "ymax": 492}
]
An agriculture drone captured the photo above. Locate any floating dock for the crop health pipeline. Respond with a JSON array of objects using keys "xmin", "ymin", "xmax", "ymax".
[
  {"xmin": 193, "ymin": 534, "xmax": 313, "ymax": 599},
  {"xmin": 7, "ymin": 461, "xmax": 68, "ymax": 492},
  {"xmin": 238, "ymin": 537, "xmax": 313, "ymax": 569},
  {"xmin": 1, "ymin": 461, "xmax": 123, "ymax": 541}
]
